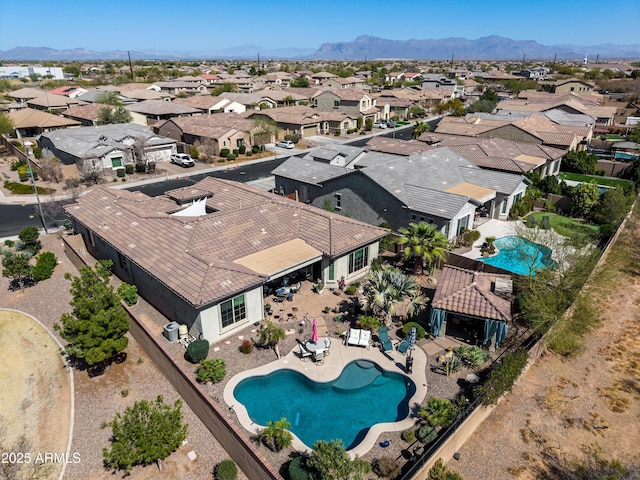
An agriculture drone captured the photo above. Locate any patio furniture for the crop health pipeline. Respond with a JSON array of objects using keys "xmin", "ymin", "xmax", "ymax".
[
  {"xmin": 397, "ymin": 337, "xmax": 410, "ymax": 354},
  {"xmin": 378, "ymin": 327, "xmax": 393, "ymax": 352},
  {"xmin": 542, "ymin": 216, "xmax": 551, "ymax": 229},
  {"xmin": 312, "ymin": 349, "xmax": 325, "ymax": 365},
  {"xmin": 347, "ymin": 328, "xmax": 371, "ymax": 348},
  {"xmin": 306, "ymin": 337, "xmax": 330, "ymax": 354},
  {"xmin": 298, "ymin": 344, "xmax": 313, "ymax": 362}
]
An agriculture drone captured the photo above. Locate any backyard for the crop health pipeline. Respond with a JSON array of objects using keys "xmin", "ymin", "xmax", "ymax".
[
  {"xmin": 558, "ymin": 172, "xmax": 634, "ymax": 190},
  {"xmin": 525, "ymin": 211, "xmax": 601, "ymax": 238}
]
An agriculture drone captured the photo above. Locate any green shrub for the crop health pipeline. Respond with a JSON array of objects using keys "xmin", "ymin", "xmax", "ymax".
[
  {"xmin": 461, "ymin": 229, "xmax": 481, "ymax": 246},
  {"xmin": 135, "ymin": 163, "xmax": 146, "ymax": 173},
  {"xmin": 32, "ymin": 251, "xmax": 57, "ymax": 281},
  {"xmin": 18, "ymin": 166, "xmax": 28, "ymax": 182},
  {"xmin": 401, "ymin": 429, "xmax": 416, "ymax": 443},
  {"xmin": 95, "ymin": 259, "xmax": 113, "ymax": 279},
  {"xmin": 402, "ymin": 321, "xmax": 426, "ymax": 340},
  {"xmin": 475, "ymin": 347, "xmax": 528, "ymax": 406},
  {"xmin": 252, "ymin": 145, "xmax": 259, "ymax": 153},
  {"xmin": 417, "ymin": 425, "xmax": 437, "ymax": 444},
  {"xmin": 220, "ymin": 148, "xmax": 230, "ymax": 158},
  {"xmin": 419, "ymin": 397, "xmax": 459, "ymax": 427},
  {"xmin": 284, "ymin": 134, "xmax": 300, "ymax": 144},
  {"xmin": 117, "ymin": 282, "xmax": 138, "ymax": 306},
  {"xmin": 187, "ymin": 339, "xmax": 210, "ymax": 363},
  {"xmin": 334, "ymin": 129, "xmax": 341, "ymax": 136},
  {"xmin": 190, "ymin": 145, "xmax": 199, "ymax": 159},
  {"xmin": 116, "ymin": 168, "xmax": 125, "ymax": 178},
  {"xmin": 33, "ymin": 147, "xmax": 42, "ymax": 159},
  {"xmin": 288, "ymin": 456, "xmax": 310, "ymax": 480},
  {"xmin": 214, "ymin": 459, "xmax": 238, "ymax": 480},
  {"xmin": 345, "ymin": 285, "xmax": 357, "ymax": 295},
  {"xmin": 196, "ymin": 358, "xmax": 226, "ymax": 383},
  {"xmin": 18, "ymin": 226, "xmax": 41, "ymax": 255},
  {"xmin": 10, "ymin": 159, "xmax": 26, "ymax": 171},
  {"xmin": 232, "ymin": 148, "xmax": 239, "ymax": 156},
  {"xmin": 373, "ymin": 456, "xmax": 401, "ymax": 478},
  {"xmin": 4, "ymin": 240, "xmax": 15, "ymax": 247},
  {"xmin": 125, "ymin": 164, "xmax": 134, "ymax": 174},
  {"xmin": 147, "ymin": 161, "xmax": 156, "ymax": 172},
  {"xmin": 245, "ymin": 150, "xmax": 252, "ymax": 156},
  {"xmin": 365, "ymin": 119, "xmax": 373, "ymax": 131},
  {"xmin": 238, "ymin": 145, "xmax": 246, "ymax": 154},
  {"xmin": 227, "ymin": 154, "xmax": 237, "ymax": 161}
]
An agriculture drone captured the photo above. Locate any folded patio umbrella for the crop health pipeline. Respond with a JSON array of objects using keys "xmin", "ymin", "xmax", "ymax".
[{"xmin": 312, "ymin": 318, "xmax": 319, "ymax": 343}]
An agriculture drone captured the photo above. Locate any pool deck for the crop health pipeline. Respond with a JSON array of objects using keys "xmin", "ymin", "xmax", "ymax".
[
  {"xmin": 462, "ymin": 219, "xmax": 523, "ymax": 259},
  {"xmin": 223, "ymin": 329, "xmax": 428, "ymax": 458}
]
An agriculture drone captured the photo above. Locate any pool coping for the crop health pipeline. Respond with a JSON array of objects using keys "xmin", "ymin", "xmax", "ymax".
[{"xmin": 223, "ymin": 336, "xmax": 428, "ymax": 458}]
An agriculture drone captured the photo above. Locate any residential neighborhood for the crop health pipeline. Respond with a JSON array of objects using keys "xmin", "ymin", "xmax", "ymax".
[{"xmin": 1, "ymin": 26, "xmax": 640, "ymax": 480}]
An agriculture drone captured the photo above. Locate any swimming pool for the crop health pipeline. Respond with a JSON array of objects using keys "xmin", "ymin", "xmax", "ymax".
[
  {"xmin": 233, "ymin": 360, "xmax": 416, "ymax": 450},
  {"xmin": 477, "ymin": 236, "xmax": 553, "ymax": 276}
]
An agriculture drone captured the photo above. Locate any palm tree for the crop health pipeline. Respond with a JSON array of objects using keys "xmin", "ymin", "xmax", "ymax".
[
  {"xmin": 412, "ymin": 121, "xmax": 430, "ymax": 139},
  {"xmin": 363, "ymin": 265, "xmax": 426, "ymax": 325},
  {"xmin": 259, "ymin": 418, "xmax": 292, "ymax": 452},
  {"xmin": 397, "ymin": 222, "xmax": 451, "ymax": 274},
  {"xmin": 258, "ymin": 320, "xmax": 285, "ymax": 358}
]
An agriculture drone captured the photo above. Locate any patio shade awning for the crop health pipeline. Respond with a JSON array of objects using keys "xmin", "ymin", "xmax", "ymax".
[
  {"xmin": 233, "ymin": 238, "xmax": 322, "ymax": 277},
  {"xmin": 444, "ymin": 182, "xmax": 495, "ymax": 204}
]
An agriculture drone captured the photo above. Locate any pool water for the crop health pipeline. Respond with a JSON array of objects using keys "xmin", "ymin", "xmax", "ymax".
[
  {"xmin": 477, "ymin": 236, "xmax": 553, "ymax": 276},
  {"xmin": 233, "ymin": 360, "xmax": 416, "ymax": 450}
]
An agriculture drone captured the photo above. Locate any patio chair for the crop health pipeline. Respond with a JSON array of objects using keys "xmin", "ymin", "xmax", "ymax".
[
  {"xmin": 542, "ymin": 216, "xmax": 551, "ymax": 230},
  {"xmin": 378, "ymin": 327, "xmax": 393, "ymax": 352},
  {"xmin": 298, "ymin": 344, "xmax": 312, "ymax": 362},
  {"xmin": 323, "ymin": 337, "xmax": 331, "ymax": 356},
  {"xmin": 397, "ymin": 337, "xmax": 410, "ymax": 354},
  {"xmin": 313, "ymin": 349, "xmax": 325, "ymax": 365}
]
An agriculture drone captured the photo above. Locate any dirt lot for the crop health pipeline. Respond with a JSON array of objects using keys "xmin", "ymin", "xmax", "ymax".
[
  {"xmin": 452, "ymin": 215, "xmax": 640, "ymax": 479},
  {"xmin": 0, "ymin": 310, "xmax": 71, "ymax": 480}
]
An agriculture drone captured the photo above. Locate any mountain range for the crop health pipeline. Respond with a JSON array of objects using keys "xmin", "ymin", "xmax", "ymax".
[{"xmin": 1, "ymin": 36, "xmax": 639, "ymax": 61}]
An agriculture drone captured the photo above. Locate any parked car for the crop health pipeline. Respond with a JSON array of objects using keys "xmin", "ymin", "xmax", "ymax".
[
  {"xmin": 275, "ymin": 140, "xmax": 295, "ymax": 149},
  {"xmin": 386, "ymin": 120, "xmax": 397, "ymax": 128},
  {"xmin": 171, "ymin": 153, "xmax": 195, "ymax": 167},
  {"xmin": 373, "ymin": 121, "xmax": 387, "ymax": 129}
]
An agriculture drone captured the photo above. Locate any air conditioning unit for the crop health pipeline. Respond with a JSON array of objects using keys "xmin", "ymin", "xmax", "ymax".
[{"xmin": 163, "ymin": 322, "xmax": 179, "ymax": 342}]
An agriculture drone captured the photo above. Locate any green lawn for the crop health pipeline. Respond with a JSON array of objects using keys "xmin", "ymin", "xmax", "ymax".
[
  {"xmin": 558, "ymin": 172, "xmax": 633, "ymax": 189},
  {"xmin": 525, "ymin": 212, "xmax": 600, "ymax": 238},
  {"xmin": 3, "ymin": 181, "xmax": 55, "ymax": 195},
  {"xmin": 604, "ymin": 134, "xmax": 625, "ymax": 141}
]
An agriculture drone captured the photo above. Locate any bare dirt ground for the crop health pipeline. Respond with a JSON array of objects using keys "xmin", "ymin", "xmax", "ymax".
[
  {"xmin": 452, "ymin": 219, "xmax": 640, "ymax": 479},
  {"xmin": 0, "ymin": 310, "xmax": 71, "ymax": 480}
]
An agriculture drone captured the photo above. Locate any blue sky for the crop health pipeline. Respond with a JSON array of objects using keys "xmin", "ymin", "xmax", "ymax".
[{"xmin": 1, "ymin": 0, "xmax": 638, "ymax": 52}]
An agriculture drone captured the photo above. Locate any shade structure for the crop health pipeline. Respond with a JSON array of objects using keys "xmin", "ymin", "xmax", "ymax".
[
  {"xmin": 429, "ymin": 308, "xmax": 446, "ymax": 338},
  {"xmin": 408, "ymin": 327, "xmax": 416, "ymax": 351},
  {"xmin": 311, "ymin": 318, "xmax": 318, "ymax": 343}
]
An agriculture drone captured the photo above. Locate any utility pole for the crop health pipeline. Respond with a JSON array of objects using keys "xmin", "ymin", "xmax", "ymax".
[
  {"xmin": 521, "ymin": 53, "xmax": 525, "ymax": 70},
  {"xmin": 15, "ymin": 129, "xmax": 47, "ymax": 233},
  {"xmin": 128, "ymin": 50, "xmax": 134, "ymax": 82}
]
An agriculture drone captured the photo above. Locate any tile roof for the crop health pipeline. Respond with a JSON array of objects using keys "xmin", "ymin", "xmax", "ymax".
[
  {"xmin": 125, "ymin": 99, "xmax": 201, "ymax": 115},
  {"xmin": 8, "ymin": 107, "xmax": 81, "ymax": 129},
  {"xmin": 432, "ymin": 265, "xmax": 512, "ymax": 322},
  {"xmin": 27, "ymin": 94, "xmax": 86, "ymax": 108},
  {"xmin": 65, "ymin": 178, "xmax": 387, "ymax": 307},
  {"xmin": 61, "ymin": 103, "xmax": 106, "ymax": 121}
]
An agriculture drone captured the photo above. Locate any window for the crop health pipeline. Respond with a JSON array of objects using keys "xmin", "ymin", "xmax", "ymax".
[
  {"xmin": 333, "ymin": 100, "xmax": 340, "ymax": 109},
  {"xmin": 554, "ymin": 160, "xmax": 560, "ymax": 173},
  {"xmin": 111, "ymin": 157, "xmax": 123, "ymax": 168},
  {"xmin": 236, "ymin": 138, "xmax": 244, "ymax": 148},
  {"xmin": 420, "ymin": 216, "xmax": 425, "ymax": 221},
  {"xmin": 220, "ymin": 294, "xmax": 246, "ymax": 329},
  {"xmin": 514, "ymin": 193, "xmax": 522, "ymax": 203},
  {"xmin": 411, "ymin": 214, "xmax": 417, "ymax": 220},
  {"xmin": 313, "ymin": 99, "xmax": 318, "ymax": 107},
  {"xmin": 443, "ymin": 222, "xmax": 450, "ymax": 237},
  {"xmin": 348, "ymin": 247, "xmax": 369, "ymax": 274},
  {"xmin": 501, "ymin": 198, "xmax": 508, "ymax": 214},
  {"xmin": 456, "ymin": 215, "xmax": 470, "ymax": 236},
  {"xmin": 328, "ymin": 263, "xmax": 335, "ymax": 281},
  {"xmin": 335, "ymin": 193, "xmax": 342, "ymax": 209}
]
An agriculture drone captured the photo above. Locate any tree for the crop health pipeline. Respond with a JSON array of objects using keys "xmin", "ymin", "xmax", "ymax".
[
  {"xmin": 2, "ymin": 253, "xmax": 33, "ymax": 290},
  {"xmin": 258, "ymin": 320, "xmax": 285, "ymax": 358},
  {"xmin": 54, "ymin": 265, "xmax": 129, "ymax": 367},
  {"xmin": 570, "ymin": 181, "xmax": 600, "ymax": 218},
  {"xmin": 418, "ymin": 397, "xmax": 459, "ymax": 428},
  {"xmin": 363, "ymin": 265, "xmax": 426, "ymax": 325},
  {"xmin": 398, "ymin": 222, "xmax": 450, "ymax": 274},
  {"xmin": 562, "ymin": 150, "xmax": 598, "ymax": 175},
  {"xmin": 0, "ymin": 111, "xmax": 14, "ymax": 135},
  {"xmin": 259, "ymin": 418, "xmax": 293, "ymax": 452},
  {"xmin": 436, "ymin": 98, "xmax": 465, "ymax": 116},
  {"xmin": 103, "ymin": 395, "xmax": 188, "ymax": 475},
  {"xmin": 409, "ymin": 104, "xmax": 425, "ymax": 118},
  {"xmin": 95, "ymin": 91, "xmax": 122, "ymax": 105},
  {"xmin": 290, "ymin": 77, "xmax": 310, "ymax": 88},
  {"xmin": 466, "ymin": 98, "xmax": 496, "ymax": 113},
  {"xmin": 427, "ymin": 459, "xmax": 464, "ymax": 480},
  {"xmin": 38, "ymin": 157, "xmax": 63, "ymax": 182},
  {"xmin": 210, "ymin": 83, "xmax": 238, "ymax": 96},
  {"xmin": 96, "ymin": 105, "xmax": 132, "ymax": 125},
  {"xmin": 18, "ymin": 226, "xmax": 42, "ymax": 255},
  {"xmin": 591, "ymin": 187, "xmax": 632, "ymax": 226},
  {"xmin": 252, "ymin": 117, "xmax": 279, "ymax": 145},
  {"xmin": 412, "ymin": 121, "xmax": 430, "ymax": 138},
  {"xmin": 308, "ymin": 439, "xmax": 369, "ymax": 480}
]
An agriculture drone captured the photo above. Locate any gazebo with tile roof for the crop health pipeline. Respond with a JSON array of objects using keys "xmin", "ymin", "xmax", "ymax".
[{"xmin": 430, "ymin": 265, "xmax": 513, "ymax": 348}]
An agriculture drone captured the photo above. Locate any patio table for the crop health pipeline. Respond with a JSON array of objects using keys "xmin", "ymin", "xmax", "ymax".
[{"xmin": 305, "ymin": 337, "xmax": 330, "ymax": 353}]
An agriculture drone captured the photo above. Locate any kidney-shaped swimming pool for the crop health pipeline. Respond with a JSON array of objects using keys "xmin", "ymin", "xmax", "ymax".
[{"xmin": 233, "ymin": 359, "xmax": 416, "ymax": 450}]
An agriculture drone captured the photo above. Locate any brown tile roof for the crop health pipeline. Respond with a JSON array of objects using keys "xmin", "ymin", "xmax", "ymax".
[
  {"xmin": 61, "ymin": 103, "xmax": 106, "ymax": 122},
  {"xmin": 65, "ymin": 177, "xmax": 387, "ymax": 307},
  {"xmin": 125, "ymin": 99, "xmax": 201, "ymax": 115},
  {"xmin": 8, "ymin": 107, "xmax": 81, "ymax": 129},
  {"xmin": 432, "ymin": 265, "xmax": 511, "ymax": 322},
  {"xmin": 27, "ymin": 94, "xmax": 86, "ymax": 108}
]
